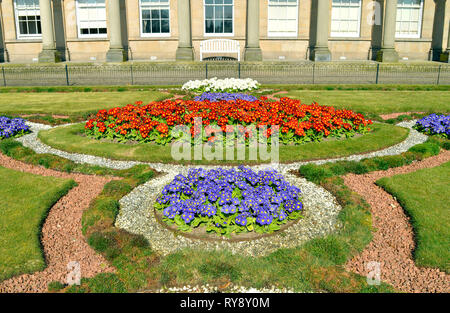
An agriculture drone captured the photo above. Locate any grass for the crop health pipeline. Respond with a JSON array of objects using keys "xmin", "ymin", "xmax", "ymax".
[
  {"xmin": 281, "ymin": 90, "xmax": 450, "ymax": 115},
  {"xmin": 0, "ymin": 166, "xmax": 75, "ymax": 281},
  {"xmin": 376, "ymin": 162, "xmax": 450, "ymax": 273},
  {"xmin": 38, "ymin": 122, "xmax": 409, "ymax": 165},
  {"xmin": 0, "ymin": 91, "xmax": 169, "ymax": 117}
]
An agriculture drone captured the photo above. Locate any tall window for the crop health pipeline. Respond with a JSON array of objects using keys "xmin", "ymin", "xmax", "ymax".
[
  {"xmin": 396, "ymin": 0, "xmax": 423, "ymax": 38},
  {"xmin": 76, "ymin": 0, "xmax": 107, "ymax": 38},
  {"xmin": 140, "ymin": 0, "xmax": 170, "ymax": 37},
  {"xmin": 14, "ymin": 0, "xmax": 41, "ymax": 39},
  {"xmin": 330, "ymin": 0, "xmax": 361, "ymax": 37},
  {"xmin": 204, "ymin": 0, "xmax": 233, "ymax": 36},
  {"xmin": 267, "ymin": 0, "xmax": 298, "ymax": 37}
]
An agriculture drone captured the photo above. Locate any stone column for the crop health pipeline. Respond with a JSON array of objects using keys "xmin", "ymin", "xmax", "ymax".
[
  {"xmin": 377, "ymin": 0, "xmax": 399, "ymax": 62},
  {"xmin": 38, "ymin": 0, "xmax": 60, "ymax": 62},
  {"xmin": 440, "ymin": 20, "xmax": 450, "ymax": 62},
  {"xmin": 244, "ymin": 0, "xmax": 262, "ymax": 61},
  {"xmin": 106, "ymin": 0, "xmax": 127, "ymax": 62},
  {"xmin": 176, "ymin": 0, "xmax": 194, "ymax": 60},
  {"xmin": 310, "ymin": 0, "xmax": 331, "ymax": 61},
  {"xmin": 429, "ymin": 0, "xmax": 446, "ymax": 61}
]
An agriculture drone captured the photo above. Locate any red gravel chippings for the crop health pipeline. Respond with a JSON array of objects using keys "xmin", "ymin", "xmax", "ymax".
[
  {"xmin": 0, "ymin": 154, "xmax": 116, "ymax": 293},
  {"xmin": 344, "ymin": 150, "xmax": 450, "ymax": 293}
]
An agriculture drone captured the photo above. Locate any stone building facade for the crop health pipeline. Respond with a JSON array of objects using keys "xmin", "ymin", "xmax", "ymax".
[{"xmin": 0, "ymin": 0, "xmax": 449, "ymax": 63}]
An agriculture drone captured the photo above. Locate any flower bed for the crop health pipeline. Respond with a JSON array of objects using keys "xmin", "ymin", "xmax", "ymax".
[
  {"xmin": 414, "ymin": 114, "xmax": 449, "ymax": 138},
  {"xmin": 182, "ymin": 77, "xmax": 260, "ymax": 93},
  {"xmin": 85, "ymin": 97, "xmax": 373, "ymax": 145},
  {"xmin": 0, "ymin": 116, "xmax": 30, "ymax": 139},
  {"xmin": 194, "ymin": 92, "xmax": 257, "ymax": 102},
  {"xmin": 154, "ymin": 167, "xmax": 303, "ymax": 236}
]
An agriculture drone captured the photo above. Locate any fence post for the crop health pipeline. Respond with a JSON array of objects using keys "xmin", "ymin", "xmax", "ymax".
[
  {"xmin": 65, "ymin": 64, "xmax": 69, "ymax": 86},
  {"xmin": 312, "ymin": 63, "xmax": 315, "ymax": 84},
  {"xmin": 1, "ymin": 66, "xmax": 6, "ymax": 87},
  {"xmin": 436, "ymin": 65, "xmax": 441, "ymax": 85},
  {"xmin": 375, "ymin": 63, "xmax": 380, "ymax": 84},
  {"xmin": 205, "ymin": 63, "xmax": 208, "ymax": 79},
  {"xmin": 130, "ymin": 64, "xmax": 134, "ymax": 85}
]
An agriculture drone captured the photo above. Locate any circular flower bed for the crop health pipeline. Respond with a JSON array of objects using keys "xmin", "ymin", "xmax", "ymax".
[
  {"xmin": 154, "ymin": 166, "xmax": 303, "ymax": 236},
  {"xmin": 0, "ymin": 116, "xmax": 30, "ymax": 139},
  {"xmin": 414, "ymin": 114, "xmax": 449, "ymax": 138},
  {"xmin": 85, "ymin": 97, "xmax": 373, "ymax": 145}
]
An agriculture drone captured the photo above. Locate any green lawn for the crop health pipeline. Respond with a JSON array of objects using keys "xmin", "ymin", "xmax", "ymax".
[
  {"xmin": 38, "ymin": 123, "xmax": 409, "ymax": 165},
  {"xmin": 281, "ymin": 90, "xmax": 450, "ymax": 115},
  {"xmin": 0, "ymin": 91, "xmax": 168, "ymax": 117},
  {"xmin": 0, "ymin": 167, "xmax": 75, "ymax": 281},
  {"xmin": 376, "ymin": 162, "xmax": 450, "ymax": 273}
]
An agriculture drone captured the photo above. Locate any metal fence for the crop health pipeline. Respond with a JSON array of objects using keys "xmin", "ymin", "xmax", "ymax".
[{"xmin": 1, "ymin": 62, "xmax": 449, "ymax": 86}]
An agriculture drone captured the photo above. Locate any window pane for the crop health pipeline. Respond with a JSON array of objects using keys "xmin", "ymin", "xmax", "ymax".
[
  {"xmin": 151, "ymin": 19, "xmax": 160, "ymax": 32},
  {"xmin": 224, "ymin": 5, "xmax": 232, "ymax": 18},
  {"xmin": 151, "ymin": 9, "xmax": 160, "ymax": 19},
  {"xmin": 224, "ymin": 19, "xmax": 232, "ymax": 33},
  {"xmin": 142, "ymin": 9, "xmax": 150, "ymax": 19},
  {"xmin": 215, "ymin": 20, "xmax": 223, "ymax": 33},
  {"xmin": 205, "ymin": 19, "xmax": 214, "ymax": 33},
  {"xmin": 205, "ymin": 6, "xmax": 214, "ymax": 18},
  {"xmin": 161, "ymin": 19, "xmax": 170, "ymax": 33}
]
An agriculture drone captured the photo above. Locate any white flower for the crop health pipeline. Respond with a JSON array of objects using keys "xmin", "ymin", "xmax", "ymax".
[{"xmin": 181, "ymin": 77, "xmax": 260, "ymax": 92}]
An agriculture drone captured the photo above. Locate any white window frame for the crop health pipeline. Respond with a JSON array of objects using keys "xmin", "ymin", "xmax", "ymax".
[
  {"xmin": 75, "ymin": 0, "xmax": 107, "ymax": 39},
  {"xmin": 330, "ymin": 0, "xmax": 362, "ymax": 38},
  {"xmin": 203, "ymin": 0, "xmax": 234, "ymax": 37},
  {"xmin": 139, "ymin": 0, "xmax": 171, "ymax": 38},
  {"xmin": 267, "ymin": 0, "xmax": 299, "ymax": 38},
  {"xmin": 395, "ymin": 0, "xmax": 423, "ymax": 39},
  {"xmin": 13, "ymin": 0, "xmax": 42, "ymax": 39}
]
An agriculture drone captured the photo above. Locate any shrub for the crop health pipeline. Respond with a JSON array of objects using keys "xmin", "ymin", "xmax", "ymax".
[
  {"xmin": 48, "ymin": 281, "xmax": 65, "ymax": 292},
  {"xmin": 408, "ymin": 142, "xmax": 440, "ymax": 157},
  {"xmin": 299, "ymin": 164, "xmax": 333, "ymax": 184},
  {"xmin": 88, "ymin": 232, "xmax": 115, "ymax": 253},
  {"xmin": 85, "ymin": 273, "xmax": 126, "ymax": 293},
  {"xmin": 102, "ymin": 180, "xmax": 133, "ymax": 197}
]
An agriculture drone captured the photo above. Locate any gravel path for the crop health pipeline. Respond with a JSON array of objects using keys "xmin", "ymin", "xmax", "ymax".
[
  {"xmin": 0, "ymin": 154, "xmax": 115, "ymax": 293},
  {"xmin": 16, "ymin": 120, "xmax": 426, "ymax": 174},
  {"xmin": 344, "ymin": 150, "xmax": 450, "ymax": 293}
]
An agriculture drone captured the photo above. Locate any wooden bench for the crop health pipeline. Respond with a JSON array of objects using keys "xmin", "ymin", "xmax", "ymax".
[{"xmin": 200, "ymin": 39, "xmax": 240, "ymax": 61}]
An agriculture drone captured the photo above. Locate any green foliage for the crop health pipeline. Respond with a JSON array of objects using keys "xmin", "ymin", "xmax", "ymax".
[
  {"xmin": 408, "ymin": 142, "xmax": 440, "ymax": 157},
  {"xmin": 298, "ymin": 164, "xmax": 333, "ymax": 184},
  {"xmin": 102, "ymin": 180, "xmax": 133, "ymax": 197},
  {"xmin": 48, "ymin": 281, "xmax": 65, "ymax": 292}
]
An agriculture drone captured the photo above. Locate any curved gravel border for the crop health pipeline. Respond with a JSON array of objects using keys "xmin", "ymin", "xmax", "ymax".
[
  {"xmin": 344, "ymin": 150, "xmax": 450, "ymax": 293},
  {"xmin": 116, "ymin": 169, "xmax": 342, "ymax": 257},
  {"xmin": 0, "ymin": 154, "xmax": 115, "ymax": 293},
  {"xmin": 15, "ymin": 120, "xmax": 426, "ymax": 174}
]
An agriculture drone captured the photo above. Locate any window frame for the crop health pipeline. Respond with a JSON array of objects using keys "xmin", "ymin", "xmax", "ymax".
[
  {"xmin": 75, "ymin": 0, "xmax": 108, "ymax": 39},
  {"xmin": 203, "ymin": 0, "xmax": 234, "ymax": 37},
  {"xmin": 330, "ymin": 0, "xmax": 362, "ymax": 38},
  {"xmin": 267, "ymin": 0, "xmax": 299, "ymax": 38},
  {"xmin": 139, "ymin": 0, "xmax": 171, "ymax": 38},
  {"xmin": 13, "ymin": 0, "xmax": 42, "ymax": 40},
  {"xmin": 395, "ymin": 0, "xmax": 424, "ymax": 39}
]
